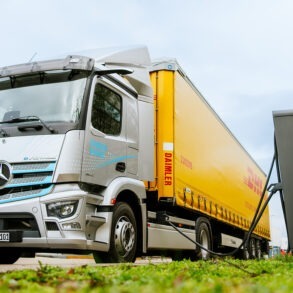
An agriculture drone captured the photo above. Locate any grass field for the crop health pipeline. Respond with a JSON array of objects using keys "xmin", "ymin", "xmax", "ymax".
[{"xmin": 0, "ymin": 256, "xmax": 292, "ymax": 292}]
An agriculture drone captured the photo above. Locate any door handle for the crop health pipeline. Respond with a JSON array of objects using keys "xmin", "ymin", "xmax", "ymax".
[{"xmin": 116, "ymin": 162, "xmax": 126, "ymax": 172}]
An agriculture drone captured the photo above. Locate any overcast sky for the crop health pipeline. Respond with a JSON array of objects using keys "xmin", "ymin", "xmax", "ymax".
[{"xmin": 1, "ymin": 0, "xmax": 291, "ymax": 246}]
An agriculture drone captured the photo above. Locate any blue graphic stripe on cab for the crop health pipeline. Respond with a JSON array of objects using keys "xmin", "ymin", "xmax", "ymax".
[
  {"xmin": 89, "ymin": 139, "xmax": 137, "ymax": 168},
  {"xmin": 90, "ymin": 139, "xmax": 107, "ymax": 158},
  {"xmin": 95, "ymin": 155, "xmax": 137, "ymax": 168}
]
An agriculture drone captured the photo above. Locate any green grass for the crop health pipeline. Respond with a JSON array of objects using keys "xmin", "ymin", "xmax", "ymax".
[{"xmin": 0, "ymin": 256, "xmax": 292, "ymax": 292}]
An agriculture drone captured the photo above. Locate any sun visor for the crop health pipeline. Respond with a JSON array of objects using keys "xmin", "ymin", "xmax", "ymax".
[{"xmin": 82, "ymin": 46, "xmax": 153, "ymax": 101}]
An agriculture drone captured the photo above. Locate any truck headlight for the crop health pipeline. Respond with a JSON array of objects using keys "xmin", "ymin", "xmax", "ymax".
[{"xmin": 46, "ymin": 200, "xmax": 78, "ymax": 218}]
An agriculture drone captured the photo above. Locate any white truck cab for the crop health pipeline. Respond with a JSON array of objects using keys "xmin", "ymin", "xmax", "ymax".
[{"xmin": 0, "ymin": 46, "xmax": 154, "ymax": 263}]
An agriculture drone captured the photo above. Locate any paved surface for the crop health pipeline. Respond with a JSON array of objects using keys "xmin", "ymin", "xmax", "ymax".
[
  {"xmin": 0, "ymin": 255, "xmax": 172, "ymax": 273},
  {"xmin": 0, "ymin": 256, "xmax": 95, "ymax": 273}
]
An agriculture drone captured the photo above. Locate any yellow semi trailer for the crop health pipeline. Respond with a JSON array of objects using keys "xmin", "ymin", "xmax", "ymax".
[
  {"xmin": 146, "ymin": 59, "xmax": 270, "ymax": 259},
  {"xmin": 0, "ymin": 46, "xmax": 269, "ymax": 263}
]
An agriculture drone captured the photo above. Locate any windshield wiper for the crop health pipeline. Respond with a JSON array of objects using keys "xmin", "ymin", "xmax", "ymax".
[{"xmin": 0, "ymin": 116, "xmax": 57, "ymax": 134}]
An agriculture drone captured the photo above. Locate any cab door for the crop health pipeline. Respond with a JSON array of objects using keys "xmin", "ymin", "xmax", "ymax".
[{"xmin": 81, "ymin": 76, "xmax": 128, "ymax": 187}]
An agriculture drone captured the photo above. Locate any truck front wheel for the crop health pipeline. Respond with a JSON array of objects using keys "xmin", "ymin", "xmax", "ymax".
[{"xmin": 93, "ymin": 202, "xmax": 137, "ymax": 263}]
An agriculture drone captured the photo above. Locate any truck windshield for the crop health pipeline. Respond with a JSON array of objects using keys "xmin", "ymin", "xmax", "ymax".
[{"xmin": 0, "ymin": 70, "xmax": 88, "ymax": 124}]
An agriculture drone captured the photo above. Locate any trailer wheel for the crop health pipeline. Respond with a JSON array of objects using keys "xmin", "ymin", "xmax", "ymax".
[
  {"xmin": 0, "ymin": 248, "xmax": 21, "ymax": 264},
  {"xmin": 255, "ymin": 239, "xmax": 262, "ymax": 259},
  {"xmin": 195, "ymin": 218, "xmax": 212, "ymax": 260},
  {"xmin": 93, "ymin": 202, "xmax": 137, "ymax": 263},
  {"xmin": 242, "ymin": 244, "xmax": 250, "ymax": 260},
  {"xmin": 249, "ymin": 238, "xmax": 256, "ymax": 259}
]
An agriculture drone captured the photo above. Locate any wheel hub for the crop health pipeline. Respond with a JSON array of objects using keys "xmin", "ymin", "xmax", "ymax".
[
  {"xmin": 200, "ymin": 230, "xmax": 209, "ymax": 259},
  {"xmin": 114, "ymin": 216, "xmax": 135, "ymax": 256}
]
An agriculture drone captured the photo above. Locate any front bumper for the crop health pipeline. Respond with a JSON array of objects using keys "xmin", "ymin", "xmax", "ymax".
[{"xmin": 0, "ymin": 185, "xmax": 112, "ymax": 253}]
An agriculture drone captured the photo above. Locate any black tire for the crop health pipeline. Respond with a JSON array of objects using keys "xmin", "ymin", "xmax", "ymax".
[
  {"xmin": 195, "ymin": 218, "xmax": 212, "ymax": 260},
  {"xmin": 242, "ymin": 244, "xmax": 250, "ymax": 260},
  {"xmin": 249, "ymin": 238, "xmax": 256, "ymax": 259},
  {"xmin": 93, "ymin": 202, "xmax": 137, "ymax": 263},
  {"xmin": 0, "ymin": 248, "xmax": 21, "ymax": 264},
  {"xmin": 255, "ymin": 239, "xmax": 262, "ymax": 259}
]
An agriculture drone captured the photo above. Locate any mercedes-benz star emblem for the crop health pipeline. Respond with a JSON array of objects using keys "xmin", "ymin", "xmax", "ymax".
[{"xmin": 0, "ymin": 161, "xmax": 12, "ymax": 189}]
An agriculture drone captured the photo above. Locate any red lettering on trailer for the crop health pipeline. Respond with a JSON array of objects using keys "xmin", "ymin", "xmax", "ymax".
[
  {"xmin": 243, "ymin": 167, "xmax": 263, "ymax": 196},
  {"xmin": 180, "ymin": 155, "xmax": 193, "ymax": 169},
  {"xmin": 164, "ymin": 152, "xmax": 173, "ymax": 186}
]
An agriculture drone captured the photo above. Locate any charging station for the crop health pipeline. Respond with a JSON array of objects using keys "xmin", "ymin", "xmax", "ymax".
[{"xmin": 273, "ymin": 110, "xmax": 293, "ymax": 252}]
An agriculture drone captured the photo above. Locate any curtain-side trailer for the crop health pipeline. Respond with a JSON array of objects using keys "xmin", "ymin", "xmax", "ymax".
[
  {"xmin": 146, "ymin": 60, "xmax": 270, "ymax": 260},
  {"xmin": 0, "ymin": 46, "xmax": 269, "ymax": 264}
]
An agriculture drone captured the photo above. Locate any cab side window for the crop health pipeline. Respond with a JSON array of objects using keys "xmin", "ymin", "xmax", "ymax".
[{"xmin": 91, "ymin": 83, "xmax": 122, "ymax": 135}]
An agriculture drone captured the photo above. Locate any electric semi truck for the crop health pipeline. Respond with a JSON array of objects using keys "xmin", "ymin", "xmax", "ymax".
[{"xmin": 0, "ymin": 46, "xmax": 270, "ymax": 263}]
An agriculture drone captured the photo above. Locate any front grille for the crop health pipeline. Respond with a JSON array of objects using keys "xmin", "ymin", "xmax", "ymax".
[
  {"xmin": 0, "ymin": 161, "xmax": 55, "ymax": 203},
  {"xmin": 0, "ymin": 213, "xmax": 40, "ymax": 237},
  {"xmin": 12, "ymin": 162, "xmax": 54, "ymax": 172}
]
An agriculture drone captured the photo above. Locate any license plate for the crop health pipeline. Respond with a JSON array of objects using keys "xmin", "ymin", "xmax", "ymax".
[
  {"xmin": 0, "ymin": 232, "xmax": 9, "ymax": 242},
  {"xmin": 0, "ymin": 231, "xmax": 22, "ymax": 242}
]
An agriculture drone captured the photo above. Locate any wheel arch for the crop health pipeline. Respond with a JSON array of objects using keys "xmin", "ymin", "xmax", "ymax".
[
  {"xmin": 100, "ymin": 177, "xmax": 147, "ymax": 205},
  {"xmin": 94, "ymin": 178, "xmax": 147, "ymax": 259},
  {"xmin": 99, "ymin": 177, "xmax": 147, "ymax": 257},
  {"xmin": 115, "ymin": 189, "xmax": 145, "ymax": 256}
]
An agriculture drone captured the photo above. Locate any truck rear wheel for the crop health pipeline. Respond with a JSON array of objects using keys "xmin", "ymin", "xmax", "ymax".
[
  {"xmin": 195, "ymin": 218, "xmax": 212, "ymax": 260},
  {"xmin": 93, "ymin": 202, "xmax": 137, "ymax": 263}
]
